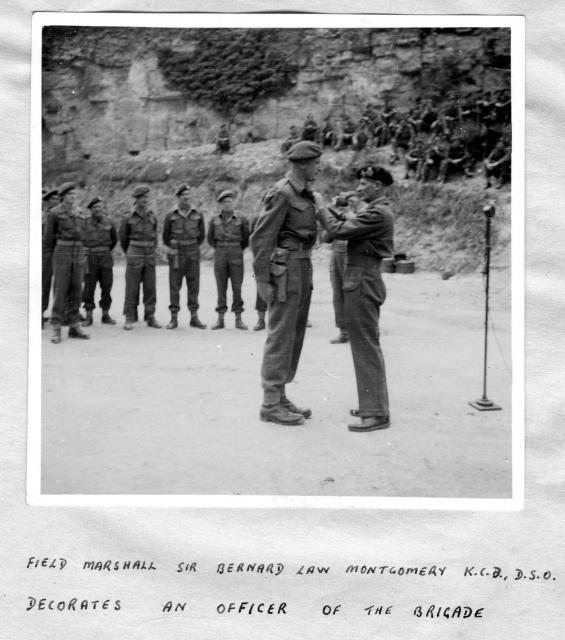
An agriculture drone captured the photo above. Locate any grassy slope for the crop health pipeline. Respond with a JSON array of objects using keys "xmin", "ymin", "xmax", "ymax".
[{"xmin": 43, "ymin": 139, "xmax": 511, "ymax": 271}]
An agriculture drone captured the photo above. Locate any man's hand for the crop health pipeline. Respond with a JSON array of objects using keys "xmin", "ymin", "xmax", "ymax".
[{"xmin": 257, "ymin": 281, "xmax": 275, "ymax": 306}]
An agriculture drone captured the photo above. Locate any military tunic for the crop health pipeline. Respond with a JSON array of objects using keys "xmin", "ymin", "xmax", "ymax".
[
  {"xmin": 44, "ymin": 203, "xmax": 89, "ymax": 326},
  {"xmin": 207, "ymin": 212, "xmax": 250, "ymax": 314},
  {"xmin": 42, "ymin": 206, "xmax": 55, "ymax": 316},
  {"xmin": 250, "ymin": 174, "xmax": 317, "ymax": 406},
  {"xmin": 119, "ymin": 207, "xmax": 159, "ymax": 320},
  {"xmin": 81, "ymin": 215, "xmax": 118, "ymax": 312},
  {"xmin": 318, "ymin": 196, "xmax": 394, "ymax": 418},
  {"xmin": 250, "ymin": 215, "xmax": 268, "ymax": 314},
  {"xmin": 162, "ymin": 207, "xmax": 205, "ymax": 313}
]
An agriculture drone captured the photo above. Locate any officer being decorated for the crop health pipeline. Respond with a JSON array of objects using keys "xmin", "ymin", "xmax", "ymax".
[
  {"xmin": 316, "ymin": 164, "xmax": 395, "ymax": 433},
  {"xmin": 81, "ymin": 197, "xmax": 118, "ymax": 326},
  {"xmin": 162, "ymin": 184, "xmax": 207, "ymax": 330},
  {"xmin": 207, "ymin": 189, "xmax": 250, "ymax": 331},
  {"xmin": 250, "ymin": 140, "xmax": 321, "ymax": 426},
  {"xmin": 44, "ymin": 182, "xmax": 90, "ymax": 343},
  {"xmin": 119, "ymin": 185, "xmax": 161, "ymax": 331}
]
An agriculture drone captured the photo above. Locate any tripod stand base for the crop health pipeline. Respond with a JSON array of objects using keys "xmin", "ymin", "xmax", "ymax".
[{"xmin": 468, "ymin": 398, "xmax": 502, "ymax": 411}]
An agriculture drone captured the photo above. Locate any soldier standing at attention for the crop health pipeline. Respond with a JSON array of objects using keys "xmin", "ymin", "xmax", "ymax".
[
  {"xmin": 162, "ymin": 184, "xmax": 207, "ymax": 330},
  {"xmin": 44, "ymin": 182, "xmax": 90, "ymax": 344},
  {"xmin": 316, "ymin": 165, "xmax": 394, "ymax": 432},
  {"xmin": 250, "ymin": 140, "xmax": 321, "ymax": 426},
  {"xmin": 81, "ymin": 197, "xmax": 118, "ymax": 326},
  {"xmin": 41, "ymin": 188, "xmax": 60, "ymax": 328},
  {"xmin": 250, "ymin": 213, "xmax": 267, "ymax": 331},
  {"xmin": 207, "ymin": 190, "xmax": 250, "ymax": 330},
  {"xmin": 119, "ymin": 185, "xmax": 161, "ymax": 331}
]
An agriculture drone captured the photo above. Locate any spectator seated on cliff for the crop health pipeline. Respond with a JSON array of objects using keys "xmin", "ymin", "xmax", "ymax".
[
  {"xmin": 216, "ymin": 124, "xmax": 233, "ymax": 154},
  {"xmin": 408, "ymin": 107, "xmax": 424, "ymax": 135},
  {"xmin": 244, "ymin": 129, "xmax": 268, "ymax": 143},
  {"xmin": 391, "ymin": 117, "xmax": 415, "ymax": 163},
  {"xmin": 484, "ymin": 138, "xmax": 511, "ymax": 189},
  {"xmin": 353, "ymin": 119, "xmax": 370, "ymax": 151},
  {"xmin": 404, "ymin": 138, "xmax": 426, "ymax": 180},
  {"xmin": 373, "ymin": 119, "xmax": 391, "ymax": 147},
  {"xmin": 420, "ymin": 132, "xmax": 448, "ymax": 183},
  {"xmin": 280, "ymin": 125, "xmax": 302, "ymax": 154},
  {"xmin": 381, "ymin": 102, "xmax": 397, "ymax": 126},
  {"xmin": 438, "ymin": 136, "xmax": 473, "ymax": 183},
  {"xmin": 420, "ymin": 100, "xmax": 438, "ymax": 133},
  {"xmin": 494, "ymin": 89, "xmax": 511, "ymax": 126},
  {"xmin": 460, "ymin": 93, "xmax": 477, "ymax": 121},
  {"xmin": 321, "ymin": 117, "xmax": 337, "ymax": 147},
  {"xmin": 334, "ymin": 115, "xmax": 357, "ymax": 150},
  {"xmin": 302, "ymin": 113, "xmax": 320, "ymax": 142}
]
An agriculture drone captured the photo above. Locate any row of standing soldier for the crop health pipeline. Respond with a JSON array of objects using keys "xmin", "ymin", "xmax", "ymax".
[{"xmin": 42, "ymin": 184, "xmax": 259, "ymax": 343}]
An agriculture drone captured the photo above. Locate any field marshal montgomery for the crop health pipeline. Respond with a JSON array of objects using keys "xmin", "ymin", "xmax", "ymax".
[{"xmin": 250, "ymin": 140, "xmax": 321, "ymax": 426}]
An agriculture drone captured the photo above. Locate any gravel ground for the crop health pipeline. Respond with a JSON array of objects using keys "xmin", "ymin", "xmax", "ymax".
[{"xmin": 40, "ymin": 250, "xmax": 512, "ymax": 497}]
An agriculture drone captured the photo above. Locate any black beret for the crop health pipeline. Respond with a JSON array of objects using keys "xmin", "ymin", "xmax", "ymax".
[
  {"xmin": 356, "ymin": 165, "xmax": 394, "ymax": 186},
  {"xmin": 132, "ymin": 185, "xmax": 150, "ymax": 198},
  {"xmin": 287, "ymin": 141, "xmax": 322, "ymax": 161},
  {"xmin": 43, "ymin": 189, "xmax": 59, "ymax": 201},
  {"xmin": 87, "ymin": 197, "xmax": 103, "ymax": 209},
  {"xmin": 58, "ymin": 182, "xmax": 77, "ymax": 197},
  {"xmin": 217, "ymin": 189, "xmax": 235, "ymax": 203},
  {"xmin": 176, "ymin": 184, "xmax": 191, "ymax": 197}
]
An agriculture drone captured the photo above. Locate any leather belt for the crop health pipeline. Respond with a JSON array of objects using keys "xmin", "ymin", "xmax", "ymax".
[
  {"xmin": 346, "ymin": 253, "xmax": 382, "ymax": 268},
  {"xmin": 176, "ymin": 239, "xmax": 198, "ymax": 246},
  {"xmin": 216, "ymin": 241, "xmax": 241, "ymax": 247},
  {"xmin": 56, "ymin": 240, "xmax": 83, "ymax": 246},
  {"xmin": 130, "ymin": 241, "xmax": 155, "ymax": 247},
  {"xmin": 86, "ymin": 246, "xmax": 111, "ymax": 253},
  {"xmin": 286, "ymin": 249, "xmax": 311, "ymax": 259}
]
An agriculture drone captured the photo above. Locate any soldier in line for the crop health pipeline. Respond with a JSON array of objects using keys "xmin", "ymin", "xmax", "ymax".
[
  {"xmin": 207, "ymin": 190, "xmax": 250, "ymax": 331},
  {"xmin": 316, "ymin": 164, "xmax": 395, "ymax": 433},
  {"xmin": 44, "ymin": 182, "xmax": 90, "ymax": 344},
  {"xmin": 250, "ymin": 140, "xmax": 321, "ymax": 426},
  {"xmin": 322, "ymin": 192, "xmax": 357, "ymax": 345},
  {"xmin": 119, "ymin": 185, "xmax": 161, "ymax": 331},
  {"xmin": 41, "ymin": 188, "xmax": 60, "ymax": 328},
  {"xmin": 250, "ymin": 213, "xmax": 268, "ymax": 331},
  {"xmin": 162, "ymin": 184, "xmax": 207, "ymax": 330},
  {"xmin": 81, "ymin": 197, "xmax": 118, "ymax": 326}
]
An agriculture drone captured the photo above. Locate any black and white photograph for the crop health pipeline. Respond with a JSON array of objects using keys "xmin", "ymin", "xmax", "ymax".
[{"xmin": 29, "ymin": 13, "xmax": 522, "ymax": 504}]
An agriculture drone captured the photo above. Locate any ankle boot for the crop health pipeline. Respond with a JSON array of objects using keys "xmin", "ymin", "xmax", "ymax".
[
  {"xmin": 166, "ymin": 311, "xmax": 178, "ymax": 330},
  {"xmin": 68, "ymin": 323, "xmax": 89, "ymax": 339},
  {"xmin": 51, "ymin": 325, "xmax": 62, "ymax": 344},
  {"xmin": 82, "ymin": 310, "xmax": 93, "ymax": 327},
  {"xmin": 235, "ymin": 313, "xmax": 248, "ymax": 330},
  {"xmin": 211, "ymin": 313, "xmax": 225, "ymax": 330},
  {"xmin": 146, "ymin": 315, "xmax": 162, "ymax": 329},
  {"xmin": 189, "ymin": 312, "xmax": 207, "ymax": 329},
  {"xmin": 253, "ymin": 311, "xmax": 266, "ymax": 331},
  {"xmin": 101, "ymin": 310, "xmax": 116, "ymax": 325}
]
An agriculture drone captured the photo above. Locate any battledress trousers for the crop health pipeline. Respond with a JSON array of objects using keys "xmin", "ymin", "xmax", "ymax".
[{"xmin": 81, "ymin": 216, "xmax": 118, "ymax": 313}]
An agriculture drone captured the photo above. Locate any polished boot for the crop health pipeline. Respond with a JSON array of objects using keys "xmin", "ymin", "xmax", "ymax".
[
  {"xmin": 68, "ymin": 323, "xmax": 90, "ymax": 339},
  {"xmin": 253, "ymin": 311, "xmax": 266, "ymax": 331},
  {"xmin": 189, "ymin": 311, "xmax": 207, "ymax": 329},
  {"xmin": 235, "ymin": 313, "xmax": 248, "ymax": 330},
  {"xmin": 123, "ymin": 318, "xmax": 134, "ymax": 331},
  {"xmin": 51, "ymin": 325, "xmax": 62, "ymax": 344},
  {"xmin": 146, "ymin": 315, "xmax": 162, "ymax": 329},
  {"xmin": 347, "ymin": 416, "xmax": 390, "ymax": 432},
  {"xmin": 281, "ymin": 396, "xmax": 312, "ymax": 419},
  {"xmin": 101, "ymin": 310, "xmax": 116, "ymax": 325},
  {"xmin": 260, "ymin": 404, "xmax": 305, "ymax": 426},
  {"xmin": 82, "ymin": 310, "xmax": 93, "ymax": 327},
  {"xmin": 211, "ymin": 313, "xmax": 225, "ymax": 330},
  {"xmin": 166, "ymin": 311, "xmax": 178, "ymax": 330}
]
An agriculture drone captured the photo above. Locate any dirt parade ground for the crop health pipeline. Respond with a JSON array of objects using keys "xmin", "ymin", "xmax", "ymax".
[{"xmin": 40, "ymin": 250, "xmax": 512, "ymax": 498}]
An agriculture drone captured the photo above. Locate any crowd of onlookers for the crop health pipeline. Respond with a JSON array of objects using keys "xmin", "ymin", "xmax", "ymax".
[{"xmin": 273, "ymin": 88, "xmax": 512, "ymax": 189}]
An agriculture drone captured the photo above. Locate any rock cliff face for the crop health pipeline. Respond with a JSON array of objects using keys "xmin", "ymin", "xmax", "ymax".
[{"xmin": 42, "ymin": 27, "xmax": 510, "ymax": 167}]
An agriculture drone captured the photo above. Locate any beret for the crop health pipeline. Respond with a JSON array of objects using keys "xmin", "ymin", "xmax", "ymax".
[
  {"xmin": 58, "ymin": 182, "xmax": 77, "ymax": 197},
  {"xmin": 356, "ymin": 165, "xmax": 394, "ymax": 186},
  {"xmin": 43, "ymin": 189, "xmax": 59, "ymax": 201},
  {"xmin": 132, "ymin": 185, "xmax": 150, "ymax": 198},
  {"xmin": 287, "ymin": 140, "xmax": 322, "ymax": 161},
  {"xmin": 87, "ymin": 197, "xmax": 103, "ymax": 209},
  {"xmin": 176, "ymin": 184, "xmax": 191, "ymax": 197},
  {"xmin": 217, "ymin": 189, "xmax": 235, "ymax": 203}
]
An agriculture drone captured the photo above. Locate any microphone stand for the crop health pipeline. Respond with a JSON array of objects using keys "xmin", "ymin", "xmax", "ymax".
[{"xmin": 469, "ymin": 204, "xmax": 502, "ymax": 411}]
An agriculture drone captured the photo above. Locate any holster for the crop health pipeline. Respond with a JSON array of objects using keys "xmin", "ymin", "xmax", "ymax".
[{"xmin": 270, "ymin": 247, "xmax": 289, "ymax": 303}]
